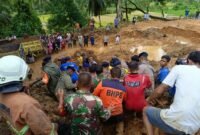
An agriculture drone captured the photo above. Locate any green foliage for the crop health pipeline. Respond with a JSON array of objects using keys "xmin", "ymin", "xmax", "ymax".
[
  {"xmin": 0, "ymin": 0, "xmax": 13, "ymax": 38},
  {"xmin": 88, "ymin": 0, "xmax": 106, "ymax": 16},
  {"xmin": 47, "ymin": 0, "xmax": 88, "ymax": 33},
  {"xmin": 11, "ymin": 0, "xmax": 44, "ymax": 37}
]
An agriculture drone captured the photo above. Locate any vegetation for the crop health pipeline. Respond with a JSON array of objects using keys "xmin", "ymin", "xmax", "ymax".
[
  {"xmin": 88, "ymin": 0, "xmax": 106, "ymax": 26},
  {"xmin": 12, "ymin": 0, "xmax": 44, "ymax": 37},
  {"xmin": 47, "ymin": 0, "xmax": 88, "ymax": 33},
  {"xmin": 0, "ymin": 0, "xmax": 200, "ymax": 38}
]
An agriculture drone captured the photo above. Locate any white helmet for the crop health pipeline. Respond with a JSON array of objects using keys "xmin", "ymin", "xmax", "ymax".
[{"xmin": 0, "ymin": 55, "xmax": 29, "ymax": 85}]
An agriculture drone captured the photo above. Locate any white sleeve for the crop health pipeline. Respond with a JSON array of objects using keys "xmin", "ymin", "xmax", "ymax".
[{"xmin": 162, "ymin": 66, "xmax": 179, "ymax": 87}]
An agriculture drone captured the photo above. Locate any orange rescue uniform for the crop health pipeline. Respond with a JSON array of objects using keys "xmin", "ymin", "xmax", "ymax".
[{"xmin": 93, "ymin": 79, "xmax": 126, "ymax": 116}]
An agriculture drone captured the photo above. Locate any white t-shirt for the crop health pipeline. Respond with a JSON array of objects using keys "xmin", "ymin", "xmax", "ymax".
[
  {"xmin": 116, "ymin": 36, "xmax": 120, "ymax": 43},
  {"xmin": 161, "ymin": 65, "xmax": 200, "ymax": 135}
]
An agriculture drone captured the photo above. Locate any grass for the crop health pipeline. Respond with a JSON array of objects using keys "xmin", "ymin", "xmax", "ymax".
[
  {"xmin": 38, "ymin": 5, "xmax": 198, "ymax": 30},
  {"xmin": 38, "ymin": 14, "xmax": 51, "ymax": 23}
]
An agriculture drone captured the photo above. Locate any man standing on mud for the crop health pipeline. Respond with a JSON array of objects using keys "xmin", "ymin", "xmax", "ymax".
[
  {"xmin": 138, "ymin": 52, "xmax": 155, "ymax": 94},
  {"xmin": 93, "ymin": 67, "xmax": 126, "ymax": 135},
  {"xmin": 57, "ymin": 72, "xmax": 111, "ymax": 135},
  {"xmin": 0, "ymin": 55, "xmax": 57, "ymax": 135},
  {"xmin": 143, "ymin": 51, "xmax": 200, "ymax": 135},
  {"xmin": 42, "ymin": 55, "xmax": 61, "ymax": 98}
]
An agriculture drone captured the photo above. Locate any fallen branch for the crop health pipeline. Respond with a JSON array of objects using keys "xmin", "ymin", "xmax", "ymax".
[{"xmin": 121, "ymin": 6, "xmax": 179, "ymax": 21}]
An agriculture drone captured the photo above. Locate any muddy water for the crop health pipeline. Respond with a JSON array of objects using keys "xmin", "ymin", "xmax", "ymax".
[{"xmin": 130, "ymin": 46, "xmax": 166, "ymax": 61}]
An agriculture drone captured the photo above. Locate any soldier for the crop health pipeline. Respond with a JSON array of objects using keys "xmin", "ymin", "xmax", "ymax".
[
  {"xmin": 57, "ymin": 72, "xmax": 111, "ymax": 135},
  {"xmin": 42, "ymin": 55, "xmax": 61, "ymax": 98}
]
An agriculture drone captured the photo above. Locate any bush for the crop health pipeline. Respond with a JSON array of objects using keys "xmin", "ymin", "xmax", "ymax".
[
  {"xmin": 47, "ymin": 0, "xmax": 88, "ymax": 33},
  {"xmin": 12, "ymin": 1, "xmax": 44, "ymax": 37}
]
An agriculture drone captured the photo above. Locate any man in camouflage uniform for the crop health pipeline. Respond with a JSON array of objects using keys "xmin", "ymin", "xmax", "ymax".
[
  {"xmin": 42, "ymin": 56, "xmax": 61, "ymax": 98},
  {"xmin": 57, "ymin": 72, "xmax": 111, "ymax": 135}
]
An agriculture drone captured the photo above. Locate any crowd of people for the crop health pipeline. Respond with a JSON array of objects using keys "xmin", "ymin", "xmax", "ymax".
[
  {"xmin": 40, "ymin": 32, "xmax": 96, "ymax": 54},
  {"xmin": 1, "ymin": 49, "xmax": 200, "ymax": 135}
]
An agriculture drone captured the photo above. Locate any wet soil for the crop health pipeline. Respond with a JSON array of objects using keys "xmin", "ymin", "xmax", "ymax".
[{"xmin": 1, "ymin": 19, "xmax": 200, "ymax": 135}]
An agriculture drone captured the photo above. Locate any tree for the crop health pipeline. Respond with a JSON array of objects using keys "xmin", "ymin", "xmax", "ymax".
[
  {"xmin": 88, "ymin": 0, "xmax": 106, "ymax": 26},
  {"xmin": 47, "ymin": 0, "xmax": 87, "ymax": 33},
  {"xmin": 0, "ymin": 0, "xmax": 13, "ymax": 38},
  {"xmin": 155, "ymin": 0, "xmax": 167, "ymax": 17},
  {"xmin": 121, "ymin": 0, "xmax": 170, "ymax": 20},
  {"xmin": 12, "ymin": 0, "xmax": 44, "ymax": 37}
]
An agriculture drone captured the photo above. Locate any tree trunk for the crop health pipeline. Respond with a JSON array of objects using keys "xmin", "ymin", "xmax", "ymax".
[
  {"xmin": 98, "ymin": 15, "xmax": 101, "ymax": 27},
  {"xmin": 125, "ymin": 0, "xmax": 128, "ymax": 21},
  {"xmin": 117, "ymin": 0, "xmax": 122, "ymax": 21},
  {"xmin": 161, "ymin": 9, "xmax": 165, "ymax": 18}
]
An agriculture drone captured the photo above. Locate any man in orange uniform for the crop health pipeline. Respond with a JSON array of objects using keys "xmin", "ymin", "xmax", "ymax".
[{"xmin": 93, "ymin": 67, "xmax": 126, "ymax": 135}]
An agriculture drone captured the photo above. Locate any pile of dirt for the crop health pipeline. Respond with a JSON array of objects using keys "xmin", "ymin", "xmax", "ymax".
[
  {"xmin": 0, "ymin": 43, "xmax": 20, "ymax": 53},
  {"xmin": 30, "ymin": 86, "xmax": 60, "ymax": 122},
  {"xmin": 2, "ymin": 19, "xmax": 200, "ymax": 135},
  {"xmin": 134, "ymin": 28, "xmax": 167, "ymax": 39}
]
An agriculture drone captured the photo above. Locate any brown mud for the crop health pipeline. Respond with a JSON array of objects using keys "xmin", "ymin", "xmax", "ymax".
[{"xmin": 1, "ymin": 19, "xmax": 200, "ymax": 135}]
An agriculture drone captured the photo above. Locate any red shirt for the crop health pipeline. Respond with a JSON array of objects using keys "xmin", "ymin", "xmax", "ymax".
[{"xmin": 124, "ymin": 73, "xmax": 151, "ymax": 112}]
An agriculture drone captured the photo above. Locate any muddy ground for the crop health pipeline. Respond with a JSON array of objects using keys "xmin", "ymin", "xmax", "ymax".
[{"xmin": 1, "ymin": 19, "xmax": 200, "ymax": 135}]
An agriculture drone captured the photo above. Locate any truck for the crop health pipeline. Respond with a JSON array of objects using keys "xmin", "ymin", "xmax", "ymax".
[{"xmin": 0, "ymin": 39, "xmax": 44, "ymax": 58}]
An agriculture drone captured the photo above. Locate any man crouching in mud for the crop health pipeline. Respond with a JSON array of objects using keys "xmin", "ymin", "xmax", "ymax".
[
  {"xmin": 143, "ymin": 51, "xmax": 200, "ymax": 135},
  {"xmin": 0, "ymin": 55, "xmax": 57, "ymax": 135}
]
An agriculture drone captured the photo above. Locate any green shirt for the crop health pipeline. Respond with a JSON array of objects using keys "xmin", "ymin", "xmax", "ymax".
[{"xmin": 64, "ymin": 90, "xmax": 111, "ymax": 135}]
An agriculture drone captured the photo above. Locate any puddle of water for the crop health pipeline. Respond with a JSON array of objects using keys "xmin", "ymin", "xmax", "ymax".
[
  {"xmin": 130, "ymin": 46, "xmax": 166, "ymax": 61},
  {"xmin": 175, "ymin": 40, "xmax": 188, "ymax": 45}
]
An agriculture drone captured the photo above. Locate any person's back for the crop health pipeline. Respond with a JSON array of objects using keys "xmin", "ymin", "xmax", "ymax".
[
  {"xmin": 0, "ymin": 55, "xmax": 56, "ymax": 135},
  {"xmin": 43, "ymin": 60, "xmax": 61, "ymax": 95},
  {"xmin": 104, "ymin": 35, "xmax": 109, "ymax": 43},
  {"xmin": 93, "ymin": 67, "xmax": 126, "ymax": 116},
  {"xmin": 58, "ymin": 73, "xmax": 111, "ymax": 135},
  {"xmin": 124, "ymin": 74, "xmax": 151, "ymax": 111},
  {"xmin": 139, "ymin": 62, "xmax": 154, "ymax": 80},
  {"xmin": 65, "ymin": 91, "xmax": 109, "ymax": 135},
  {"xmin": 143, "ymin": 51, "xmax": 200, "ymax": 135},
  {"xmin": 138, "ymin": 52, "xmax": 155, "ymax": 91},
  {"xmin": 0, "ymin": 92, "xmax": 54, "ymax": 135},
  {"xmin": 124, "ymin": 61, "xmax": 151, "ymax": 112},
  {"xmin": 94, "ymin": 78, "xmax": 126, "ymax": 116},
  {"xmin": 114, "ymin": 17, "xmax": 119, "ymax": 28},
  {"xmin": 161, "ymin": 65, "xmax": 200, "ymax": 134},
  {"xmin": 93, "ymin": 67, "xmax": 126, "ymax": 135},
  {"xmin": 56, "ymin": 71, "xmax": 76, "ymax": 94}
]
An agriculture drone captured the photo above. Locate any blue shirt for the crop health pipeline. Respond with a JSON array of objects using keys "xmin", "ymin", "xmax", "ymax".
[
  {"xmin": 157, "ymin": 67, "xmax": 176, "ymax": 97},
  {"xmin": 157, "ymin": 67, "xmax": 170, "ymax": 84},
  {"xmin": 71, "ymin": 72, "xmax": 78, "ymax": 84}
]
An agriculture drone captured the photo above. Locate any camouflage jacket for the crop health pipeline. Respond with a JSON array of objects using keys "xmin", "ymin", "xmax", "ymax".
[{"xmin": 64, "ymin": 90, "xmax": 111, "ymax": 135}]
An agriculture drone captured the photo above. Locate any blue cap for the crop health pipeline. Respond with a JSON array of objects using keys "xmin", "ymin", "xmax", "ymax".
[
  {"xmin": 110, "ymin": 58, "xmax": 121, "ymax": 67},
  {"xmin": 60, "ymin": 62, "xmax": 79, "ymax": 71}
]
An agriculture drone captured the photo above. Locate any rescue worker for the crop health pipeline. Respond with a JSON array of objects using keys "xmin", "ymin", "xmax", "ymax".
[
  {"xmin": 110, "ymin": 57, "xmax": 128, "ymax": 78},
  {"xmin": 57, "ymin": 72, "xmax": 111, "ymax": 135},
  {"xmin": 93, "ymin": 67, "xmax": 126, "ymax": 135},
  {"xmin": 42, "ymin": 55, "xmax": 61, "ymax": 98},
  {"xmin": 101, "ymin": 61, "xmax": 110, "ymax": 79},
  {"xmin": 138, "ymin": 52, "xmax": 155, "ymax": 94},
  {"xmin": 124, "ymin": 61, "xmax": 152, "ymax": 112},
  {"xmin": 55, "ymin": 67, "xmax": 76, "ymax": 97},
  {"xmin": 0, "ymin": 55, "xmax": 57, "ymax": 135}
]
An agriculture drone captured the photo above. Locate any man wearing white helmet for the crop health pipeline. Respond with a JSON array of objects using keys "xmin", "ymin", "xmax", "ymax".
[{"xmin": 0, "ymin": 55, "xmax": 57, "ymax": 135}]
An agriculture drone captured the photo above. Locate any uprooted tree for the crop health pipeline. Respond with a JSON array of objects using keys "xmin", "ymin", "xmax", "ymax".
[{"xmin": 121, "ymin": 0, "xmax": 169, "ymax": 20}]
